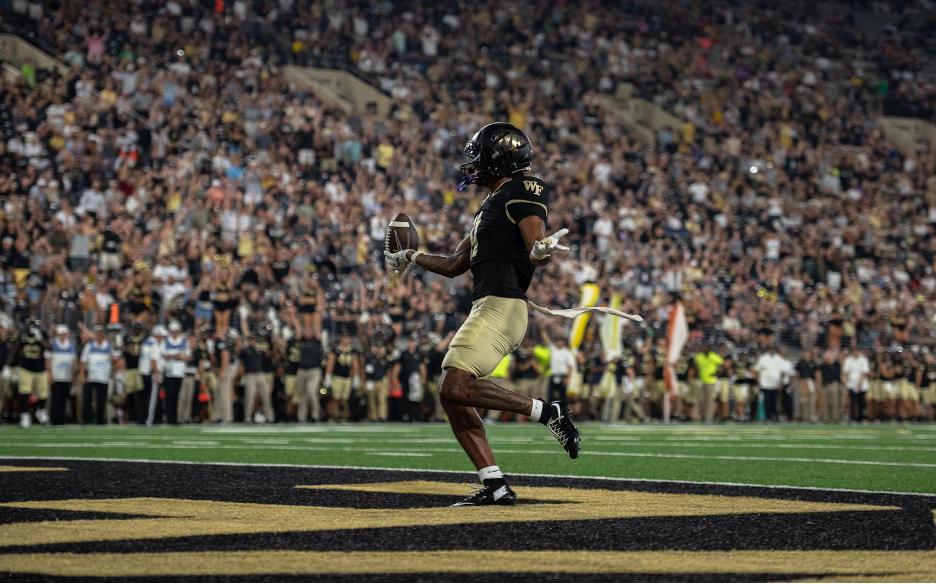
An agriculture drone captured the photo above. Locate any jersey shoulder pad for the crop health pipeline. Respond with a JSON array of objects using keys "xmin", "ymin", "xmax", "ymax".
[
  {"xmin": 502, "ymin": 176, "xmax": 549, "ymax": 224},
  {"xmin": 509, "ymin": 175, "xmax": 549, "ymax": 199}
]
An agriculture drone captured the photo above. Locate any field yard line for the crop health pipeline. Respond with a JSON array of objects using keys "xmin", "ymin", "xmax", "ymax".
[
  {"xmin": 200, "ymin": 427, "xmax": 418, "ymax": 434},
  {"xmin": 2, "ymin": 436, "xmax": 929, "ymax": 451},
  {"xmin": 586, "ymin": 440, "xmax": 936, "ymax": 452},
  {"xmin": 3, "ymin": 442, "xmax": 934, "ymax": 468},
  {"xmin": 3, "ymin": 435, "xmax": 930, "ymax": 451},
  {"xmin": 1, "ymin": 455, "xmax": 933, "ymax": 498},
  {"xmin": 0, "ymin": 436, "xmax": 537, "ymax": 445},
  {"xmin": 605, "ymin": 435, "xmax": 936, "ymax": 442}
]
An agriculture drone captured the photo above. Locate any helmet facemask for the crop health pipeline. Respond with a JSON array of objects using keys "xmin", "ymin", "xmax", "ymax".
[{"xmin": 458, "ymin": 140, "xmax": 491, "ymax": 191}]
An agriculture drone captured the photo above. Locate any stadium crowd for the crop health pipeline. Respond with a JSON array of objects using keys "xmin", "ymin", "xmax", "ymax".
[{"xmin": 0, "ymin": 0, "xmax": 934, "ymax": 426}]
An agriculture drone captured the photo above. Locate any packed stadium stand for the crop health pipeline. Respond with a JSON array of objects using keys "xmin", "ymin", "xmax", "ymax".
[{"xmin": 0, "ymin": 0, "xmax": 934, "ymax": 426}]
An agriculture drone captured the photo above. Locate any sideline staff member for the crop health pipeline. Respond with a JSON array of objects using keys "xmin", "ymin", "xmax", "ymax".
[
  {"xmin": 49, "ymin": 325, "xmax": 77, "ymax": 425},
  {"xmin": 79, "ymin": 325, "xmax": 117, "ymax": 425}
]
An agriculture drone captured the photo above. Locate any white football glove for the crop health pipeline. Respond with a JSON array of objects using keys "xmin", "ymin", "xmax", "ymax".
[
  {"xmin": 384, "ymin": 249, "xmax": 416, "ymax": 275},
  {"xmin": 531, "ymin": 228, "xmax": 570, "ymax": 261},
  {"xmin": 324, "ymin": 374, "xmax": 333, "ymax": 389},
  {"xmin": 365, "ymin": 381, "xmax": 374, "ymax": 392}
]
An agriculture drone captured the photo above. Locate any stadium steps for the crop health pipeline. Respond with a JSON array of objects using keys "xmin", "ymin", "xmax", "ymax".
[{"xmin": 283, "ymin": 65, "xmax": 393, "ymax": 117}]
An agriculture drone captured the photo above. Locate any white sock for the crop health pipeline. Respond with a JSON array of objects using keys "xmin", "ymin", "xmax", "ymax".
[
  {"xmin": 478, "ymin": 465, "xmax": 504, "ymax": 482},
  {"xmin": 529, "ymin": 399, "xmax": 544, "ymax": 422}
]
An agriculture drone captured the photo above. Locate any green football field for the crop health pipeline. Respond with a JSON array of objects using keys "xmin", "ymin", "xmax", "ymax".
[{"xmin": 2, "ymin": 422, "xmax": 935, "ymax": 495}]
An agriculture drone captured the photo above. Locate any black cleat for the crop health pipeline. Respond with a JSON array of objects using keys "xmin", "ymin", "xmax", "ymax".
[
  {"xmin": 544, "ymin": 401, "xmax": 581, "ymax": 459},
  {"xmin": 451, "ymin": 483, "xmax": 517, "ymax": 507}
]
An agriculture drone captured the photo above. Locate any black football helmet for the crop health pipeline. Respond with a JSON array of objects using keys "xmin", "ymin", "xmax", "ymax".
[{"xmin": 458, "ymin": 123, "xmax": 532, "ymax": 191}]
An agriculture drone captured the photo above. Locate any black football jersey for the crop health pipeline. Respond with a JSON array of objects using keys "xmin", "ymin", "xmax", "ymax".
[
  {"xmin": 286, "ymin": 340, "xmax": 302, "ymax": 375},
  {"xmin": 254, "ymin": 338, "xmax": 274, "ymax": 372},
  {"xmin": 364, "ymin": 354, "xmax": 390, "ymax": 381},
  {"xmin": 18, "ymin": 333, "xmax": 47, "ymax": 373},
  {"xmin": 653, "ymin": 349, "xmax": 667, "ymax": 380},
  {"xmin": 614, "ymin": 349, "xmax": 636, "ymax": 384},
  {"xmin": 469, "ymin": 176, "xmax": 549, "ymax": 301},
  {"xmin": 123, "ymin": 334, "xmax": 146, "ymax": 369},
  {"xmin": 332, "ymin": 348, "xmax": 356, "ymax": 378}
]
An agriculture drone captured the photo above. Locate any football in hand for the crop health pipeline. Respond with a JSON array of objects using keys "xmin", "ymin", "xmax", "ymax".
[{"xmin": 386, "ymin": 213, "xmax": 419, "ymax": 254}]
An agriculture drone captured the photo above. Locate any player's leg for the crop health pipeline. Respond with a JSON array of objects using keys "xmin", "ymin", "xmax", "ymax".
[
  {"xmin": 439, "ymin": 367, "xmax": 533, "ymax": 416},
  {"xmin": 94, "ymin": 382, "xmax": 108, "ymax": 425},
  {"xmin": 243, "ymin": 374, "xmax": 258, "ymax": 423},
  {"xmin": 140, "ymin": 374, "xmax": 152, "ymax": 425},
  {"xmin": 440, "ymin": 297, "xmax": 579, "ymax": 506},
  {"xmin": 307, "ymin": 368, "xmax": 322, "ymax": 422},
  {"xmin": 221, "ymin": 366, "xmax": 235, "ymax": 424},
  {"xmin": 440, "ymin": 369, "xmax": 498, "ymax": 469},
  {"xmin": 50, "ymin": 381, "xmax": 66, "ymax": 425},
  {"xmin": 260, "ymin": 374, "xmax": 274, "ymax": 422},
  {"xmin": 178, "ymin": 376, "xmax": 194, "ymax": 423},
  {"xmin": 284, "ymin": 375, "xmax": 297, "ymax": 420},
  {"xmin": 18, "ymin": 370, "xmax": 33, "ymax": 428},
  {"xmin": 31, "ymin": 373, "xmax": 48, "ymax": 426},
  {"xmin": 377, "ymin": 380, "xmax": 388, "ymax": 421},
  {"xmin": 439, "ymin": 367, "xmax": 516, "ymax": 507}
]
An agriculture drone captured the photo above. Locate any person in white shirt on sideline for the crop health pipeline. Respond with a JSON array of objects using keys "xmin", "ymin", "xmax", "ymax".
[
  {"xmin": 79, "ymin": 325, "xmax": 117, "ymax": 425},
  {"xmin": 542, "ymin": 327, "xmax": 575, "ymax": 405},
  {"xmin": 161, "ymin": 321, "xmax": 191, "ymax": 425},
  {"xmin": 48, "ymin": 324, "xmax": 77, "ymax": 425},
  {"xmin": 753, "ymin": 346, "xmax": 795, "ymax": 422},
  {"xmin": 843, "ymin": 347, "xmax": 871, "ymax": 422},
  {"xmin": 141, "ymin": 325, "xmax": 166, "ymax": 426}
]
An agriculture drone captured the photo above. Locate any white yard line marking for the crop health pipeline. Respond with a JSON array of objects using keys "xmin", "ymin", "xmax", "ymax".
[
  {"xmin": 199, "ymin": 426, "xmax": 415, "ymax": 434},
  {"xmin": 0, "ymin": 436, "xmax": 536, "ymax": 445},
  {"xmin": 0, "ymin": 456, "xmax": 932, "ymax": 498},
  {"xmin": 3, "ymin": 443, "xmax": 933, "ymax": 468},
  {"xmin": 365, "ymin": 452, "xmax": 434, "ymax": 457},
  {"xmin": 587, "ymin": 440, "xmax": 936, "ymax": 452}
]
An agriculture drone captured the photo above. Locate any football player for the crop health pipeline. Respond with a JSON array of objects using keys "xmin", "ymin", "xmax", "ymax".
[
  {"xmin": 8, "ymin": 317, "xmax": 50, "ymax": 427},
  {"xmin": 384, "ymin": 123, "xmax": 579, "ymax": 506},
  {"xmin": 120, "ymin": 321, "xmax": 148, "ymax": 425}
]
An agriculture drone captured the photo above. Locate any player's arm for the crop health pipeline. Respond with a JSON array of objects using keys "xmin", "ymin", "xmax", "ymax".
[
  {"xmin": 435, "ymin": 330, "xmax": 455, "ymax": 352},
  {"xmin": 404, "ymin": 237, "xmax": 471, "ymax": 278},
  {"xmin": 519, "ymin": 216, "xmax": 552, "ymax": 267},
  {"xmin": 507, "ymin": 178, "xmax": 565, "ymax": 266}
]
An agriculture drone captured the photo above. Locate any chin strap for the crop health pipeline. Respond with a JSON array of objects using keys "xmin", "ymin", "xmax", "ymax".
[
  {"xmin": 527, "ymin": 301, "xmax": 644, "ymax": 323},
  {"xmin": 457, "ymin": 175, "xmax": 477, "ymax": 192}
]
